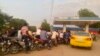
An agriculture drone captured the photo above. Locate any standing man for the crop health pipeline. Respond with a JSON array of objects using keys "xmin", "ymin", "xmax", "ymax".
[
  {"xmin": 36, "ymin": 28, "xmax": 41, "ymax": 39},
  {"xmin": 51, "ymin": 30, "xmax": 58, "ymax": 46},
  {"xmin": 63, "ymin": 30, "xmax": 71, "ymax": 44},
  {"xmin": 59, "ymin": 30, "xmax": 64, "ymax": 44}
]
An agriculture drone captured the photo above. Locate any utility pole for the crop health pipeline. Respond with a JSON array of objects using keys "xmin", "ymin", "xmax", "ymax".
[
  {"xmin": 50, "ymin": 0, "xmax": 54, "ymax": 20},
  {"xmin": 50, "ymin": 0, "xmax": 54, "ymax": 30}
]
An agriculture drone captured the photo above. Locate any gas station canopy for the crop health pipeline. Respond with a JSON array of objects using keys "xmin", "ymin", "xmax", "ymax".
[
  {"xmin": 53, "ymin": 17, "xmax": 100, "ymax": 32},
  {"xmin": 53, "ymin": 17, "xmax": 100, "ymax": 25}
]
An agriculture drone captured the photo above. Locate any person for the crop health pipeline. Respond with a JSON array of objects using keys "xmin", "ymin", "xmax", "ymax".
[
  {"xmin": 17, "ymin": 30, "xmax": 22, "ymax": 41},
  {"xmin": 20, "ymin": 26, "xmax": 32, "ymax": 53},
  {"xmin": 47, "ymin": 31, "xmax": 52, "ymax": 40},
  {"xmin": 63, "ymin": 30, "xmax": 71, "ymax": 44},
  {"xmin": 91, "ymin": 32, "xmax": 96, "ymax": 41},
  {"xmin": 40, "ymin": 28, "xmax": 47, "ymax": 44},
  {"xmin": 8, "ymin": 27, "xmax": 17, "ymax": 38},
  {"xmin": 59, "ymin": 30, "xmax": 64, "ymax": 44},
  {"xmin": 36, "ymin": 28, "xmax": 41, "ymax": 39},
  {"xmin": 51, "ymin": 30, "xmax": 58, "ymax": 46},
  {"xmin": 40, "ymin": 28, "xmax": 51, "ymax": 49}
]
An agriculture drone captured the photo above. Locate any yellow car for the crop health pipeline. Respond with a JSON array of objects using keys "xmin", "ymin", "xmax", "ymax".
[{"xmin": 70, "ymin": 31, "xmax": 93, "ymax": 48}]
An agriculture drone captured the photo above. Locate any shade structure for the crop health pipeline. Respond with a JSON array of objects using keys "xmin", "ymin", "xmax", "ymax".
[
  {"xmin": 53, "ymin": 17, "xmax": 100, "ymax": 32},
  {"xmin": 54, "ymin": 17, "xmax": 100, "ymax": 26}
]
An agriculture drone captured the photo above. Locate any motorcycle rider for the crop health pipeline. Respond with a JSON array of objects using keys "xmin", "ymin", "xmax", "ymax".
[
  {"xmin": 20, "ymin": 26, "xmax": 33, "ymax": 53},
  {"xmin": 40, "ymin": 28, "xmax": 51, "ymax": 49}
]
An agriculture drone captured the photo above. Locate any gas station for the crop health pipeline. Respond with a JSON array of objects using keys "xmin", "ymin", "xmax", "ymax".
[{"xmin": 53, "ymin": 17, "xmax": 100, "ymax": 32}]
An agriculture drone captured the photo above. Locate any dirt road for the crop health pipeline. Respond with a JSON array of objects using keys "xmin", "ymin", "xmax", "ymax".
[{"xmin": 6, "ymin": 38, "xmax": 100, "ymax": 56}]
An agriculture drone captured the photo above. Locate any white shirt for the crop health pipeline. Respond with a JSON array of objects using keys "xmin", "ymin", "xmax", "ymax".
[
  {"xmin": 36, "ymin": 29, "xmax": 41, "ymax": 35},
  {"xmin": 60, "ymin": 33, "xmax": 63, "ymax": 38},
  {"xmin": 51, "ymin": 31, "xmax": 58, "ymax": 39},
  {"xmin": 17, "ymin": 30, "xmax": 22, "ymax": 40}
]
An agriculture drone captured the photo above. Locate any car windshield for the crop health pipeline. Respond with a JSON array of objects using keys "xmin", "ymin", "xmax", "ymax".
[{"xmin": 74, "ymin": 32, "xmax": 90, "ymax": 36}]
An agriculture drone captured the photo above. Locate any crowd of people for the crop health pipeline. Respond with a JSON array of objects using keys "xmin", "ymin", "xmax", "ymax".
[{"xmin": 0, "ymin": 25, "xmax": 71, "ymax": 54}]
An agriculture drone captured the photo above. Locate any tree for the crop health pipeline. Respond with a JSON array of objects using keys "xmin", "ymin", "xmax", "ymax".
[
  {"xmin": 9, "ymin": 18, "xmax": 28, "ymax": 30},
  {"xmin": 41, "ymin": 19, "xmax": 50, "ymax": 31},
  {"xmin": 29, "ymin": 26, "xmax": 36, "ymax": 32},
  {"xmin": 0, "ymin": 18, "xmax": 4, "ymax": 31},
  {"xmin": 90, "ymin": 22, "xmax": 100, "ymax": 28},
  {"xmin": 0, "ymin": 9, "xmax": 29, "ymax": 33},
  {"xmin": 78, "ymin": 8, "xmax": 100, "ymax": 28},
  {"xmin": 78, "ymin": 8, "xmax": 98, "ymax": 17},
  {"xmin": 0, "ymin": 10, "xmax": 12, "ymax": 31}
]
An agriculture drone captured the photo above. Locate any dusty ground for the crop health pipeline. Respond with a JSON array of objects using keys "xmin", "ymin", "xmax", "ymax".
[{"xmin": 6, "ymin": 38, "xmax": 100, "ymax": 56}]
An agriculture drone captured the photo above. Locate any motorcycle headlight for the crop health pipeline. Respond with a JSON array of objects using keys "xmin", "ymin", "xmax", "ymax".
[{"xmin": 7, "ymin": 40, "xmax": 11, "ymax": 45}]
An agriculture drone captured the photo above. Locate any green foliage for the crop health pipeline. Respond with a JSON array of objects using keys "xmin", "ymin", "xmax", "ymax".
[
  {"xmin": 0, "ymin": 10, "xmax": 11, "ymax": 31},
  {"xmin": 29, "ymin": 26, "xmax": 36, "ymax": 32},
  {"xmin": 78, "ymin": 8, "xmax": 98, "ymax": 17},
  {"xmin": 41, "ymin": 19, "xmax": 50, "ymax": 31},
  {"xmin": 0, "ymin": 9, "xmax": 29, "ymax": 32},
  {"xmin": 0, "ymin": 18, "xmax": 4, "ymax": 30},
  {"xmin": 90, "ymin": 22, "xmax": 100, "ymax": 28},
  {"xmin": 78, "ymin": 8, "xmax": 100, "ymax": 28},
  {"xmin": 9, "ymin": 18, "xmax": 28, "ymax": 30}
]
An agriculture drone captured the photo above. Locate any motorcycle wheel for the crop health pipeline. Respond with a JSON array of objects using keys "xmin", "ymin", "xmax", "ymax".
[
  {"xmin": 2, "ymin": 44, "xmax": 9, "ymax": 55},
  {"xmin": 30, "ymin": 43, "xmax": 36, "ymax": 51},
  {"xmin": 36, "ymin": 43, "xmax": 42, "ymax": 51},
  {"xmin": 10, "ymin": 44, "xmax": 19, "ymax": 54}
]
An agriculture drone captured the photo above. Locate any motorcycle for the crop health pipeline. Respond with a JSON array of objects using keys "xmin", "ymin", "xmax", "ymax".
[
  {"xmin": 33, "ymin": 39, "xmax": 43, "ymax": 51},
  {"xmin": 40, "ymin": 38, "xmax": 53, "ymax": 50},
  {"xmin": 9, "ymin": 38, "xmax": 20, "ymax": 54},
  {"xmin": 28, "ymin": 40, "xmax": 36, "ymax": 51},
  {"xmin": 0, "ymin": 36, "xmax": 11, "ymax": 55},
  {"xmin": 9, "ymin": 37, "xmax": 36, "ymax": 53}
]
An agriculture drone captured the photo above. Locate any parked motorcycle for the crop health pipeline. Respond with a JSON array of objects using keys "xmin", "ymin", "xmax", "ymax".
[
  {"xmin": 9, "ymin": 38, "xmax": 20, "ymax": 54},
  {"xmin": 33, "ymin": 39, "xmax": 43, "ymax": 51},
  {"xmin": 9, "ymin": 38, "xmax": 36, "ymax": 53},
  {"xmin": 0, "ymin": 36, "xmax": 11, "ymax": 55}
]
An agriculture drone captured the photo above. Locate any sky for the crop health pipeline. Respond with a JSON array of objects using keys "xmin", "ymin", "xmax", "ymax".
[{"xmin": 0, "ymin": 0, "xmax": 100, "ymax": 27}]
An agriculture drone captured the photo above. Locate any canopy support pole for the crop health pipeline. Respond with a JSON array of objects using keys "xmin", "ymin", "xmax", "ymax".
[
  {"xmin": 63, "ymin": 24, "xmax": 66, "ymax": 32},
  {"xmin": 85, "ymin": 23, "xmax": 89, "ymax": 33}
]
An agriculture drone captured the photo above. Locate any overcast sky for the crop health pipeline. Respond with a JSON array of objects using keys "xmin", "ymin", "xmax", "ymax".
[{"xmin": 0, "ymin": 0, "xmax": 100, "ymax": 26}]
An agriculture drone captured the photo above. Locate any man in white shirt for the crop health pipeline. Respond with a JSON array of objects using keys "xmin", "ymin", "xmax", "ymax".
[
  {"xmin": 59, "ymin": 30, "xmax": 64, "ymax": 44},
  {"xmin": 36, "ymin": 28, "xmax": 41, "ymax": 39},
  {"xmin": 17, "ymin": 30, "xmax": 22, "ymax": 41}
]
